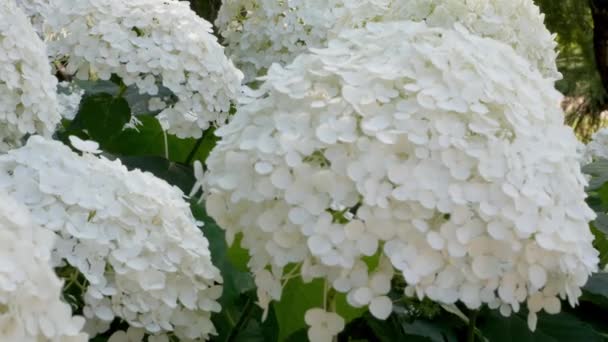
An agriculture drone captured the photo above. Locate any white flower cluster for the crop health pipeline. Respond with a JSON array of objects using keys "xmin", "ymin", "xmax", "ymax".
[
  {"xmin": 216, "ymin": 0, "xmax": 559, "ymax": 82},
  {"xmin": 202, "ymin": 21, "xmax": 597, "ymax": 333},
  {"xmin": 585, "ymin": 127, "xmax": 608, "ymax": 162},
  {"xmin": 39, "ymin": 0, "xmax": 243, "ymax": 138},
  {"xmin": 304, "ymin": 308, "xmax": 344, "ymax": 342},
  {"xmin": 0, "ymin": 193, "xmax": 87, "ymax": 341},
  {"xmin": 0, "ymin": 136, "xmax": 223, "ymax": 340},
  {"xmin": 0, "ymin": 0, "xmax": 59, "ymax": 151}
]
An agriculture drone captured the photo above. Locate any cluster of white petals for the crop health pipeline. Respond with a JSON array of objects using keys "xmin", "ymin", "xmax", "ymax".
[
  {"xmin": 0, "ymin": 193, "xmax": 87, "ymax": 341},
  {"xmin": 216, "ymin": 0, "xmax": 559, "ymax": 82},
  {"xmin": 38, "ymin": 0, "xmax": 242, "ymax": 138},
  {"xmin": 0, "ymin": 136, "xmax": 223, "ymax": 340},
  {"xmin": 0, "ymin": 1, "xmax": 59, "ymax": 151},
  {"xmin": 202, "ymin": 21, "xmax": 597, "ymax": 332},
  {"xmin": 304, "ymin": 308, "xmax": 345, "ymax": 342},
  {"xmin": 585, "ymin": 127, "xmax": 608, "ymax": 162}
]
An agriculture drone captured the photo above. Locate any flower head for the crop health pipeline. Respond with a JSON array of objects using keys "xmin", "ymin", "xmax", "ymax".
[
  {"xmin": 216, "ymin": 0, "xmax": 559, "ymax": 81},
  {"xmin": 203, "ymin": 21, "xmax": 597, "ymax": 333},
  {"xmin": 0, "ymin": 193, "xmax": 87, "ymax": 341},
  {"xmin": 39, "ymin": 0, "xmax": 243, "ymax": 138},
  {"xmin": 0, "ymin": 136, "xmax": 223, "ymax": 340},
  {"xmin": 0, "ymin": 0, "xmax": 59, "ymax": 151}
]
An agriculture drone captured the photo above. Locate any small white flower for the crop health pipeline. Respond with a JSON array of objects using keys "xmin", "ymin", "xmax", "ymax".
[
  {"xmin": 69, "ymin": 135, "xmax": 101, "ymax": 154},
  {"xmin": 305, "ymin": 308, "xmax": 345, "ymax": 342}
]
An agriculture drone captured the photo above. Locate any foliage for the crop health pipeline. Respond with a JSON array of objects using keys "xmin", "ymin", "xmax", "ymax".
[{"xmin": 535, "ymin": 0, "xmax": 608, "ymax": 140}]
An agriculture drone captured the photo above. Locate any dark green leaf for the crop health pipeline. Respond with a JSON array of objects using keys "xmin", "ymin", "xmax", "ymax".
[
  {"xmin": 592, "ymin": 225, "xmax": 608, "ymax": 269},
  {"xmin": 76, "ymin": 93, "xmax": 131, "ymax": 144},
  {"xmin": 594, "ymin": 213, "xmax": 608, "ymax": 235},
  {"xmin": 583, "ymin": 159, "xmax": 608, "ymax": 190},
  {"xmin": 189, "ymin": 202, "xmax": 257, "ymax": 341},
  {"xmin": 274, "ymin": 277, "xmax": 324, "ymax": 341},
  {"xmin": 478, "ymin": 309, "xmax": 604, "ymax": 342},
  {"xmin": 583, "ymin": 272, "xmax": 608, "ymax": 309},
  {"xmin": 119, "ymin": 156, "xmax": 194, "ymax": 193},
  {"xmin": 102, "ymin": 116, "xmax": 217, "ymax": 165}
]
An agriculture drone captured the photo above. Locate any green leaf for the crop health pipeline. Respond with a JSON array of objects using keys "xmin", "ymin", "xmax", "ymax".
[
  {"xmin": 366, "ymin": 315, "xmax": 436, "ymax": 342},
  {"xmin": 478, "ymin": 309, "xmax": 604, "ymax": 342},
  {"xmin": 76, "ymin": 93, "xmax": 131, "ymax": 144},
  {"xmin": 400, "ymin": 320, "xmax": 459, "ymax": 342},
  {"xmin": 226, "ymin": 233, "xmax": 251, "ymax": 272},
  {"xmin": 189, "ymin": 202, "xmax": 257, "ymax": 340},
  {"xmin": 582, "ymin": 272, "xmax": 608, "ymax": 310},
  {"xmin": 583, "ymin": 159, "xmax": 608, "ymax": 190},
  {"xmin": 74, "ymin": 79, "xmax": 173, "ymax": 115},
  {"xmin": 593, "ymin": 213, "xmax": 608, "ymax": 235},
  {"xmin": 275, "ymin": 277, "xmax": 324, "ymax": 341},
  {"xmin": 119, "ymin": 156, "xmax": 194, "ymax": 193},
  {"xmin": 102, "ymin": 116, "xmax": 217, "ymax": 165},
  {"xmin": 591, "ymin": 225, "xmax": 608, "ymax": 269},
  {"xmin": 276, "ymin": 276, "xmax": 367, "ymax": 341}
]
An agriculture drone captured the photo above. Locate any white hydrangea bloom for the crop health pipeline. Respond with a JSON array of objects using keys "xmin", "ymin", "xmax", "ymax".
[
  {"xmin": 202, "ymin": 21, "xmax": 597, "ymax": 332},
  {"xmin": 0, "ymin": 193, "xmax": 87, "ymax": 341},
  {"xmin": 304, "ymin": 308, "xmax": 345, "ymax": 342},
  {"xmin": 216, "ymin": 0, "xmax": 559, "ymax": 82},
  {"xmin": 585, "ymin": 127, "xmax": 608, "ymax": 162},
  {"xmin": 0, "ymin": 136, "xmax": 223, "ymax": 340},
  {"xmin": 0, "ymin": 0, "xmax": 59, "ymax": 151},
  {"xmin": 39, "ymin": 0, "xmax": 243, "ymax": 138}
]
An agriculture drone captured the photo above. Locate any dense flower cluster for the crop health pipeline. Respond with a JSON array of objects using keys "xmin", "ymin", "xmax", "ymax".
[
  {"xmin": 202, "ymin": 21, "xmax": 597, "ymax": 332},
  {"xmin": 0, "ymin": 1, "xmax": 59, "ymax": 151},
  {"xmin": 0, "ymin": 136, "xmax": 223, "ymax": 340},
  {"xmin": 216, "ymin": 0, "xmax": 559, "ymax": 82},
  {"xmin": 38, "ymin": 0, "xmax": 243, "ymax": 138},
  {"xmin": 0, "ymin": 193, "xmax": 87, "ymax": 341}
]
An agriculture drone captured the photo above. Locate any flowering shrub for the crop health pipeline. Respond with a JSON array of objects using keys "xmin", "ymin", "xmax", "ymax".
[
  {"xmin": 216, "ymin": 0, "xmax": 559, "ymax": 82},
  {"xmin": 0, "ymin": 136, "xmax": 222, "ymax": 340},
  {"xmin": 0, "ymin": 193, "xmax": 87, "ymax": 341},
  {"xmin": 38, "ymin": 0, "xmax": 243, "ymax": 138},
  {"xmin": 202, "ymin": 20, "xmax": 596, "ymax": 337},
  {"xmin": 1, "ymin": 0, "xmax": 608, "ymax": 341}
]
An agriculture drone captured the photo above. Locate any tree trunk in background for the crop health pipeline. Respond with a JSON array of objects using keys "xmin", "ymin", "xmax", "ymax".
[
  {"xmin": 188, "ymin": 0, "xmax": 223, "ymax": 24},
  {"xmin": 591, "ymin": 0, "xmax": 608, "ymax": 95}
]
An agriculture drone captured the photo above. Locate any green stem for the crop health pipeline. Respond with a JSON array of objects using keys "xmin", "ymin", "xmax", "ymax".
[
  {"xmin": 116, "ymin": 83, "xmax": 128, "ymax": 98},
  {"xmin": 226, "ymin": 297, "xmax": 255, "ymax": 342},
  {"xmin": 467, "ymin": 310, "xmax": 479, "ymax": 342},
  {"xmin": 184, "ymin": 134, "xmax": 206, "ymax": 165}
]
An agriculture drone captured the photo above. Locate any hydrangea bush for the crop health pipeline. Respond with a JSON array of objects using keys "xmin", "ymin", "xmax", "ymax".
[
  {"xmin": 0, "ymin": 136, "xmax": 222, "ymax": 340},
  {"xmin": 216, "ymin": 0, "xmax": 559, "ymax": 82},
  {"xmin": 0, "ymin": 193, "xmax": 87, "ymax": 341},
  {"xmin": 37, "ymin": 0, "xmax": 243, "ymax": 138},
  {"xmin": 1, "ymin": 0, "xmax": 608, "ymax": 341},
  {"xmin": 201, "ymin": 21, "xmax": 597, "ymax": 338},
  {"xmin": 0, "ymin": 1, "xmax": 59, "ymax": 151}
]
